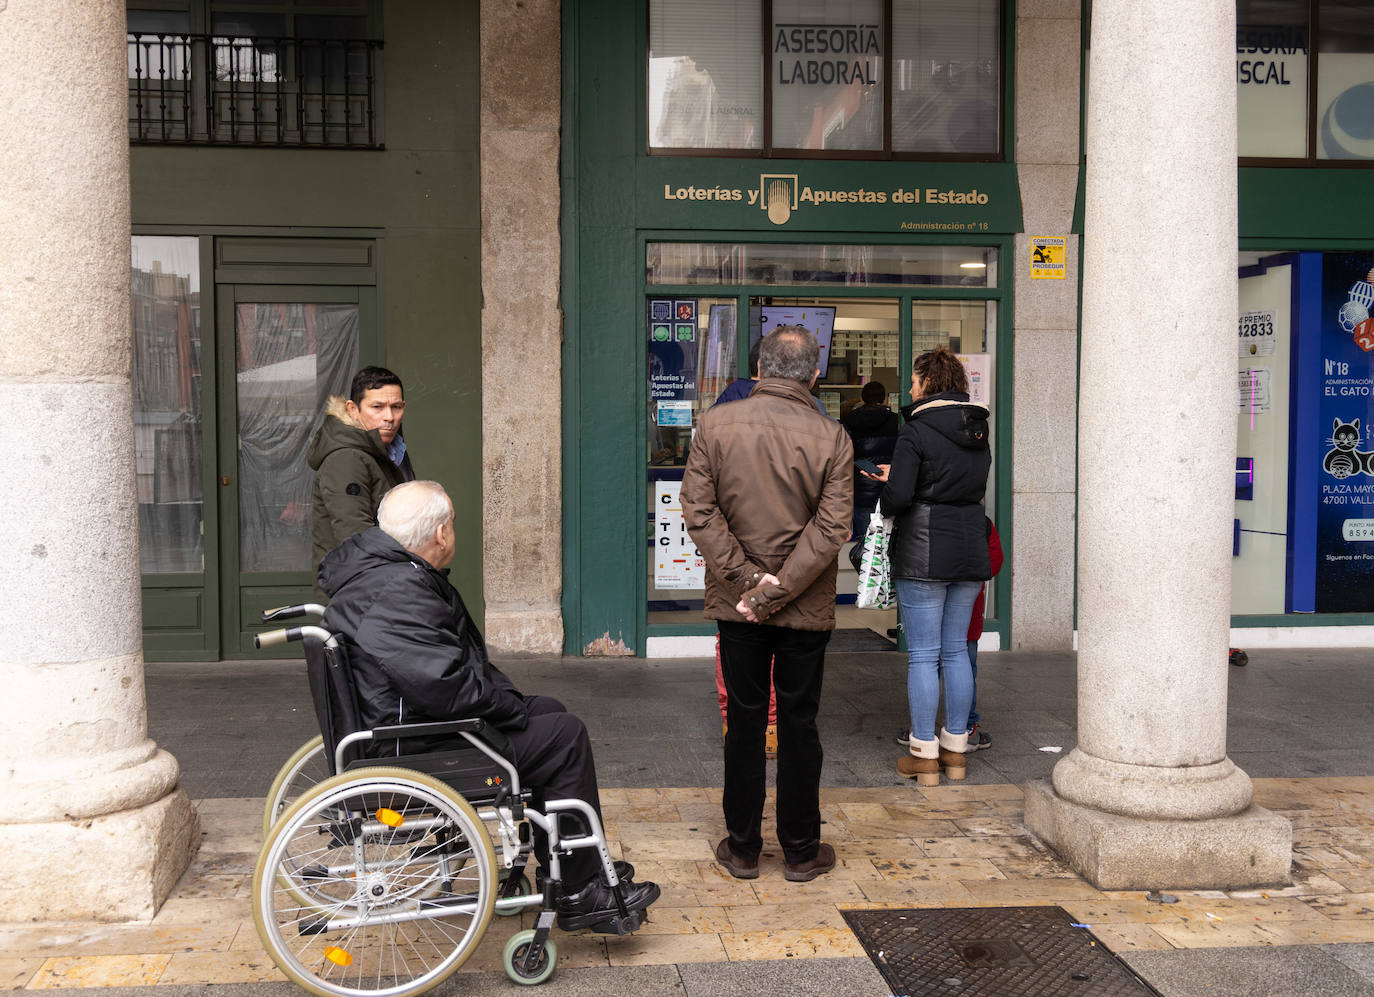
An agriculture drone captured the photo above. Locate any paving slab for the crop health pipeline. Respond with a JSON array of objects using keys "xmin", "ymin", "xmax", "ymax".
[{"xmin": 1123, "ymin": 944, "xmax": 1374, "ymax": 997}]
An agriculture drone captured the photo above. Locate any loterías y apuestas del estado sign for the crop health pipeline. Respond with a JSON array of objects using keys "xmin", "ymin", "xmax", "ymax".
[{"xmin": 663, "ymin": 174, "xmax": 990, "ymax": 228}]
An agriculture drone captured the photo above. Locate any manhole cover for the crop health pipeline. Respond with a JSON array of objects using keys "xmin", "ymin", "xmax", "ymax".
[{"xmin": 842, "ymin": 906, "xmax": 1160, "ymax": 996}]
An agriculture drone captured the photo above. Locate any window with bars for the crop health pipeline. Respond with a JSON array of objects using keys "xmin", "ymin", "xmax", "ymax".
[{"xmin": 127, "ymin": 2, "xmax": 383, "ymax": 148}]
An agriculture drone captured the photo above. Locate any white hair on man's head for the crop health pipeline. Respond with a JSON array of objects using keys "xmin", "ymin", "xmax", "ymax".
[{"xmin": 378, "ymin": 480, "xmax": 453, "ymax": 553}]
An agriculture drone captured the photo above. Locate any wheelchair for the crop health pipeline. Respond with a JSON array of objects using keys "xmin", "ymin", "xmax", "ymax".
[{"xmin": 252, "ymin": 605, "xmax": 648, "ymax": 995}]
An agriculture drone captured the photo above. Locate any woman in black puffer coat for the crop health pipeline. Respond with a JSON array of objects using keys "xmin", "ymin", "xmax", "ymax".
[{"xmin": 869, "ymin": 347, "xmax": 991, "ymax": 786}]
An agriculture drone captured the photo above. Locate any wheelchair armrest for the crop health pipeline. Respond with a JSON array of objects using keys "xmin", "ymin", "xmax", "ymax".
[{"xmin": 371, "ymin": 718, "xmax": 511, "ymax": 756}]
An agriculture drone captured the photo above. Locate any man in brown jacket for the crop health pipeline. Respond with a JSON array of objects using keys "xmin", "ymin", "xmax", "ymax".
[{"xmin": 682, "ymin": 326, "xmax": 853, "ymax": 883}]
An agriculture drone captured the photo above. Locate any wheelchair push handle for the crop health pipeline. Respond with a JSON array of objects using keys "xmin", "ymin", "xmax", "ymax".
[
  {"xmin": 255, "ymin": 627, "xmax": 299, "ymax": 648},
  {"xmin": 254, "ymin": 624, "xmax": 334, "ymax": 649},
  {"xmin": 261, "ymin": 603, "xmax": 326, "ymax": 623}
]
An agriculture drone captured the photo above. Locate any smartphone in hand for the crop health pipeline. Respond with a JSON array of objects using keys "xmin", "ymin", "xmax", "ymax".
[{"xmin": 854, "ymin": 458, "xmax": 883, "ymax": 476}]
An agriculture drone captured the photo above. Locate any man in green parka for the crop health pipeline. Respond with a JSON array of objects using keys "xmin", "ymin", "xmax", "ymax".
[{"xmin": 308, "ymin": 366, "xmax": 416, "ymax": 592}]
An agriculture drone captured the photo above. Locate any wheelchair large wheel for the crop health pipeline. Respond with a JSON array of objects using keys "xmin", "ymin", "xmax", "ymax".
[
  {"xmin": 263, "ymin": 734, "xmax": 329, "ymax": 837},
  {"xmin": 253, "ymin": 767, "xmax": 496, "ymax": 997}
]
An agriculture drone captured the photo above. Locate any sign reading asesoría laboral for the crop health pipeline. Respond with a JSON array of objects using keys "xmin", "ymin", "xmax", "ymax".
[
  {"xmin": 1314, "ymin": 254, "xmax": 1374, "ymax": 612},
  {"xmin": 774, "ymin": 21, "xmax": 880, "ymax": 87}
]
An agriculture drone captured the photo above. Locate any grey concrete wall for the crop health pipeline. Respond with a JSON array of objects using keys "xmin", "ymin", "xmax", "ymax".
[
  {"xmin": 479, "ymin": 0, "xmax": 565, "ymax": 654},
  {"xmin": 1010, "ymin": 0, "xmax": 1082, "ymax": 649}
]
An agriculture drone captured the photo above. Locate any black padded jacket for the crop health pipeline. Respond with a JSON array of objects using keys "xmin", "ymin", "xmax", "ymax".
[
  {"xmin": 879, "ymin": 392, "xmax": 993, "ymax": 581},
  {"xmin": 842, "ymin": 403, "xmax": 899, "ymax": 510},
  {"xmin": 318, "ymin": 528, "xmax": 530, "ymax": 748}
]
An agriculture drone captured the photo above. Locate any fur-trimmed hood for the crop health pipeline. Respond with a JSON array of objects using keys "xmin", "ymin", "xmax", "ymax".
[
  {"xmin": 323, "ymin": 394, "xmax": 359, "ymax": 428},
  {"xmin": 307, "ymin": 395, "xmax": 386, "ymax": 472}
]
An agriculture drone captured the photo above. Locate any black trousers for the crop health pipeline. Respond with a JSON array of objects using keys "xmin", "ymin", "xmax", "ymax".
[
  {"xmin": 718, "ymin": 620, "xmax": 830, "ymax": 866},
  {"xmin": 504, "ymin": 694, "xmax": 604, "ymax": 890}
]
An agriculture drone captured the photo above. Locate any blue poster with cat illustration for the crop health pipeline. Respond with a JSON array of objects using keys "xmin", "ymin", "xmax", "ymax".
[{"xmin": 1314, "ymin": 253, "xmax": 1374, "ymax": 612}]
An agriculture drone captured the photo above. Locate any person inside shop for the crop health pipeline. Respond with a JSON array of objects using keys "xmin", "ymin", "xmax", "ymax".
[
  {"xmin": 307, "ymin": 365, "xmax": 415, "ymax": 592},
  {"xmin": 319, "ymin": 480, "xmax": 662, "ymax": 932},
  {"xmin": 842, "ymin": 379, "xmax": 899, "ymax": 569}
]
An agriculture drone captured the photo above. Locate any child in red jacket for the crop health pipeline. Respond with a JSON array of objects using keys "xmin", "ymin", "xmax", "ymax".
[{"xmin": 965, "ymin": 518, "xmax": 1003, "ymax": 749}]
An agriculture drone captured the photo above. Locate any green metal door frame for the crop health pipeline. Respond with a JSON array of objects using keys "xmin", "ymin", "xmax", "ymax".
[{"xmin": 634, "ymin": 233, "xmax": 1015, "ymax": 652}]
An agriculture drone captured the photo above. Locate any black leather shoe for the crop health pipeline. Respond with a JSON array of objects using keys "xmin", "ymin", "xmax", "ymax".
[
  {"xmin": 536, "ymin": 860, "xmax": 635, "ymax": 893},
  {"xmin": 555, "ymin": 877, "xmax": 661, "ymax": 932}
]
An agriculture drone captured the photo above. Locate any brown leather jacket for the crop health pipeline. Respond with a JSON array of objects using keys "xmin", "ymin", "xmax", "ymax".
[{"xmin": 682, "ymin": 378, "xmax": 854, "ymax": 630}]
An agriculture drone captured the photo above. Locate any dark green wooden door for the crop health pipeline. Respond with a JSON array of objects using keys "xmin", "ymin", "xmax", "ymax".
[{"xmin": 215, "ymin": 283, "xmax": 378, "ymax": 656}]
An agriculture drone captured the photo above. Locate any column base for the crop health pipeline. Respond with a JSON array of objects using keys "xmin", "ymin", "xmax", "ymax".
[
  {"xmin": 1024, "ymin": 778, "xmax": 1291, "ymax": 891},
  {"xmin": 484, "ymin": 606, "xmax": 563, "ymax": 655},
  {"xmin": 0, "ymin": 788, "xmax": 199, "ymax": 922}
]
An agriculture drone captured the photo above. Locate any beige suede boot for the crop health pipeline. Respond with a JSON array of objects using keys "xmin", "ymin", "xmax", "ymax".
[
  {"xmin": 938, "ymin": 727, "xmax": 970, "ymax": 781},
  {"xmin": 897, "ymin": 736, "xmax": 941, "ymax": 786}
]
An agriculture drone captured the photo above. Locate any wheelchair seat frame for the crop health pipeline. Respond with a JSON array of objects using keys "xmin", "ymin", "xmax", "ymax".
[{"xmin": 251, "ymin": 610, "xmax": 645, "ymax": 995}]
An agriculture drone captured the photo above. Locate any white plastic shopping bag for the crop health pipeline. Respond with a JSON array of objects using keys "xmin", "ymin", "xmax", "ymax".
[{"xmin": 855, "ymin": 511, "xmax": 895, "ymax": 609}]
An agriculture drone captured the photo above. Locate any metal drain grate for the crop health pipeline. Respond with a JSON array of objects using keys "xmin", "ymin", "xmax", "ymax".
[{"xmin": 842, "ymin": 906, "xmax": 1160, "ymax": 997}]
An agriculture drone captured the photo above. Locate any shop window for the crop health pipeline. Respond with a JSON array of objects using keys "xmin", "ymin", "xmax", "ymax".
[
  {"xmin": 1237, "ymin": 0, "xmax": 1308, "ymax": 157},
  {"xmin": 126, "ymin": 1, "xmax": 382, "ymax": 147},
  {"xmin": 771, "ymin": 0, "xmax": 885, "ymax": 152},
  {"xmin": 1315, "ymin": 0, "xmax": 1374, "ymax": 160},
  {"xmin": 646, "ymin": 242, "xmax": 998, "ymax": 288},
  {"xmin": 132, "ymin": 236, "xmax": 203, "ymax": 574},
  {"xmin": 892, "ymin": 0, "xmax": 1000, "ymax": 155},
  {"xmin": 649, "ymin": 0, "xmax": 763, "ymax": 149},
  {"xmin": 643, "ymin": 242, "xmax": 1001, "ymax": 628},
  {"xmin": 1234, "ymin": 249, "xmax": 1374, "ymax": 616},
  {"xmin": 648, "ymin": 0, "xmax": 1004, "ymax": 159},
  {"xmin": 1237, "ymin": 0, "xmax": 1374, "ymax": 163}
]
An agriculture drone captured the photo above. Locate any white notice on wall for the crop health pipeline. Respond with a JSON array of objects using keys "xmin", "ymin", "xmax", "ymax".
[
  {"xmin": 654, "ymin": 480, "xmax": 705, "ymax": 590},
  {"xmin": 957, "ymin": 353, "xmax": 992, "ymax": 407},
  {"xmin": 1238, "ymin": 309, "xmax": 1277, "ymax": 357},
  {"xmin": 1238, "ymin": 367, "xmax": 1272, "ymax": 414}
]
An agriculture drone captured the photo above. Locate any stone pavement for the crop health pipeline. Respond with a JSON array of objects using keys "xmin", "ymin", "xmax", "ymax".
[{"xmin": 2, "ymin": 645, "xmax": 1374, "ymax": 995}]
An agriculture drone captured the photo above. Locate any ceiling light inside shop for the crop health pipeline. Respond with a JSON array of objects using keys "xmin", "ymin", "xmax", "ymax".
[{"xmin": 960, "ymin": 262, "xmax": 987, "ymax": 269}]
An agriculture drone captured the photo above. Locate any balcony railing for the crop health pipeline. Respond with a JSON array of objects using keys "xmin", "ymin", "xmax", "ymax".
[{"xmin": 128, "ymin": 33, "xmax": 383, "ymax": 148}]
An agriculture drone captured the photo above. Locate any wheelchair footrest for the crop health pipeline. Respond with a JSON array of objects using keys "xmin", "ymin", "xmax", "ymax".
[{"xmin": 585, "ymin": 908, "xmax": 648, "ymax": 936}]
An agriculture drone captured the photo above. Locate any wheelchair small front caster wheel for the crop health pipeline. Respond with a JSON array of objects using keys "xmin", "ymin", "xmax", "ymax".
[
  {"xmin": 503, "ymin": 929, "xmax": 557, "ymax": 985},
  {"xmin": 496, "ymin": 871, "xmax": 532, "ymax": 917},
  {"xmin": 1229, "ymin": 648, "xmax": 1248, "ymax": 667}
]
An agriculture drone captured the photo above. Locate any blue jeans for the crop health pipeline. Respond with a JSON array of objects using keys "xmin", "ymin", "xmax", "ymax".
[{"xmin": 894, "ymin": 578, "xmax": 982, "ymax": 743}]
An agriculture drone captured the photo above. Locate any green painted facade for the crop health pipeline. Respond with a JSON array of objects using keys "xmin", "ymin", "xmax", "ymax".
[
  {"xmin": 562, "ymin": 0, "xmax": 1022, "ymax": 655},
  {"xmin": 132, "ymin": 1, "xmax": 483, "ymax": 658}
]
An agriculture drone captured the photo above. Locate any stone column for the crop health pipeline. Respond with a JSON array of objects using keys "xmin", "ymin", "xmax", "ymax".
[
  {"xmin": 1023, "ymin": 0, "xmax": 1291, "ymax": 889},
  {"xmin": 0, "ymin": 0, "xmax": 198, "ymax": 920},
  {"xmin": 1010, "ymin": 0, "xmax": 1081, "ymax": 650},
  {"xmin": 479, "ymin": 0, "xmax": 565, "ymax": 654}
]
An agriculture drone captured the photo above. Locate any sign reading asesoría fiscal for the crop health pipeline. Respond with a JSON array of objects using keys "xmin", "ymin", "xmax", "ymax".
[{"xmin": 638, "ymin": 160, "xmax": 1024, "ymax": 234}]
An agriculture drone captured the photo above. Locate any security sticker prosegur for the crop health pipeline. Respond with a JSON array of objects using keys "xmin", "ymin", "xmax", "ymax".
[{"xmin": 1030, "ymin": 237, "xmax": 1066, "ymax": 280}]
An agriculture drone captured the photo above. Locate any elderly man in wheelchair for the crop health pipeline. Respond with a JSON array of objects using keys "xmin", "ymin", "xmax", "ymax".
[{"xmin": 252, "ymin": 480, "xmax": 658, "ymax": 994}]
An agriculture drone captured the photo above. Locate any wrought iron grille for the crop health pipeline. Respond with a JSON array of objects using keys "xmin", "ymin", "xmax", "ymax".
[{"xmin": 127, "ymin": 33, "xmax": 383, "ymax": 148}]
